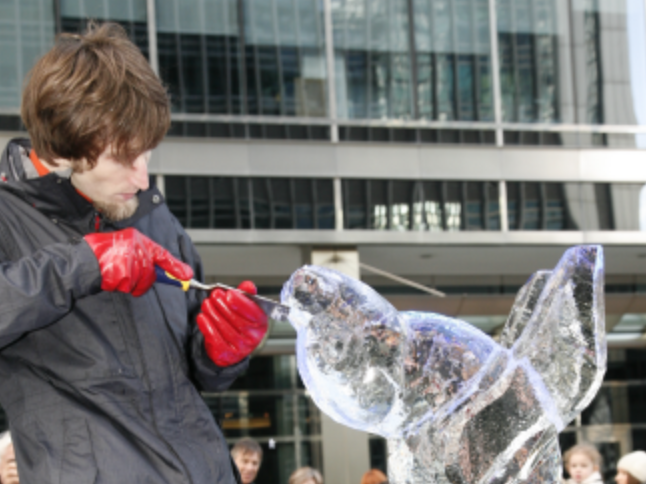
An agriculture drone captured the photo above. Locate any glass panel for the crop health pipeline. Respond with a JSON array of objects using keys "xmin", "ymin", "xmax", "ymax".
[
  {"xmin": 369, "ymin": 180, "xmax": 389, "ymax": 229},
  {"xmin": 332, "ymin": 0, "xmax": 414, "ymax": 119},
  {"xmin": 464, "ymin": 182, "xmax": 483, "ymax": 230},
  {"xmin": 300, "ymin": 441, "xmax": 324, "ymax": 471},
  {"xmin": 157, "ymin": 0, "xmax": 326, "ymax": 116},
  {"xmin": 422, "ymin": 181, "xmax": 444, "ymax": 231},
  {"xmin": 413, "ymin": 0, "xmax": 493, "ymax": 121},
  {"xmin": 294, "ymin": 179, "xmax": 314, "ymax": 229},
  {"xmin": 544, "ymin": 182, "xmax": 565, "ymax": 229},
  {"xmin": 314, "ymin": 179, "xmax": 335, "ymax": 229},
  {"xmin": 344, "ymin": 179, "xmax": 367, "ymax": 228},
  {"xmin": 496, "ymin": 0, "xmax": 646, "ymax": 133},
  {"xmin": 566, "ymin": 182, "xmax": 646, "ymax": 231},
  {"xmin": 496, "ymin": 0, "xmax": 561, "ymax": 123},
  {"xmin": 609, "ymin": 183, "xmax": 645, "ymax": 230},
  {"xmin": 253, "ymin": 179, "xmax": 271, "ymax": 228},
  {"xmin": 189, "ymin": 177, "xmax": 210, "ymax": 228},
  {"xmin": 270, "ymin": 178, "xmax": 294, "ymax": 229},
  {"xmin": 229, "ymin": 355, "xmax": 296, "ymax": 390},
  {"xmin": 158, "ymin": 0, "xmax": 241, "ymax": 113},
  {"xmin": 391, "ymin": 181, "xmax": 412, "ymax": 230},
  {"xmin": 213, "ymin": 178, "xmax": 237, "ymax": 228},
  {"xmin": 444, "ymin": 181, "xmax": 462, "ymax": 231},
  {"xmin": 298, "ymin": 395, "xmax": 322, "ymax": 436},
  {"xmin": 61, "ymin": 0, "xmax": 148, "ymax": 57},
  {"xmin": 0, "ymin": 0, "xmax": 55, "ymax": 108},
  {"xmin": 486, "ymin": 181, "xmax": 500, "ymax": 230},
  {"xmin": 165, "ymin": 176, "xmax": 188, "ymax": 225},
  {"xmin": 237, "ymin": 178, "xmax": 252, "ymax": 229}
]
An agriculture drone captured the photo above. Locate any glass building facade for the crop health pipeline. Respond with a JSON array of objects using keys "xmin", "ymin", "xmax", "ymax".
[{"xmin": 3, "ymin": 0, "xmax": 646, "ymax": 143}]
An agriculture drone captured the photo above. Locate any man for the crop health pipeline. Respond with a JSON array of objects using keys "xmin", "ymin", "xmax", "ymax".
[
  {"xmin": 0, "ymin": 23, "xmax": 268, "ymax": 483},
  {"xmin": 231, "ymin": 438, "xmax": 263, "ymax": 484}
]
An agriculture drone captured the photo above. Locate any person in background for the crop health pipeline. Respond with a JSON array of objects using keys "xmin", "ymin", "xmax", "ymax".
[
  {"xmin": 615, "ymin": 451, "xmax": 646, "ymax": 484},
  {"xmin": 563, "ymin": 443, "xmax": 603, "ymax": 484},
  {"xmin": 360, "ymin": 469, "xmax": 388, "ymax": 484},
  {"xmin": 0, "ymin": 432, "xmax": 18, "ymax": 484},
  {"xmin": 231, "ymin": 438, "xmax": 263, "ymax": 484},
  {"xmin": 288, "ymin": 466, "xmax": 323, "ymax": 484}
]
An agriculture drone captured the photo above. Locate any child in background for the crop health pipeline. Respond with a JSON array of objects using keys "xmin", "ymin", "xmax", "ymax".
[
  {"xmin": 615, "ymin": 450, "xmax": 646, "ymax": 484},
  {"xmin": 563, "ymin": 444, "xmax": 604, "ymax": 484}
]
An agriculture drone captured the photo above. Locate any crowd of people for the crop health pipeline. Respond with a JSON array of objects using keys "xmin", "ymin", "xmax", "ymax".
[
  {"xmin": 224, "ymin": 435, "xmax": 646, "ymax": 484},
  {"xmin": 0, "ymin": 426, "xmax": 644, "ymax": 483}
]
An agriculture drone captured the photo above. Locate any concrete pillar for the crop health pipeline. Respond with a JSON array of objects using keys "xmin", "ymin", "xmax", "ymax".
[{"xmin": 309, "ymin": 248, "xmax": 371, "ymax": 484}]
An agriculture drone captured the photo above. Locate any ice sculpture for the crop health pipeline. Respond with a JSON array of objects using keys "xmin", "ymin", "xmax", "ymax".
[{"xmin": 281, "ymin": 246, "xmax": 605, "ymax": 484}]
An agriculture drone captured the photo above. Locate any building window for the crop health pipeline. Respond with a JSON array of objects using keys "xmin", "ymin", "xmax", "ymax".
[
  {"xmin": 156, "ymin": 0, "xmax": 327, "ymax": 117},
  {"xmin": 412, "ymin": 0, "xmax": 494, "ymax": 121},
  {"xmin": 165, "ymin": 176, "xmax": 335, "ymax": 230},
  {"xmin": 60, "ymin": 0, "xmax": 149, "ymax": 58},
  {"xmin": 496, "ymin": 0, "xmax": 560, "ymax": 123},
  {"xmin": 506, "ymin": 181, "xmax": 575, "ymax": 231},
  {"xmin": 0, "ymin": 1, "xmax": 55, "ymax": 108},
  {"xmin": 342, "ymin": 179, "xmax": 502, "ymax": 231}
]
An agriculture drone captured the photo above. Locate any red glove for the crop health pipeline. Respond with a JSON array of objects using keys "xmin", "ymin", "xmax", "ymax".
[
  {"xmin": 197, "ymin": 281, "xmax": 268, "ymax": 367},
  {"xmin": 84, "ymin": 228, "xmax": 193, "ymax": 297}
]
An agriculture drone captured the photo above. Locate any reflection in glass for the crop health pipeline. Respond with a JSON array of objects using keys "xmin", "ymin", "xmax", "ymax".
[
  {"xmin": 425, "ymin": 201, "xmax": 443, "ymax": 231},
  {"xmin": 165, "ymin": 176, "xmax": 335, "ymax": 230},
  {"xmin": 61, "ymin": 0, "xmax": 149, "ymax": 57},
  {"xmin": 332, "ymin": 0, "xmax": 414, "ymax": 119},
  {"xmin": 0, "ymin": 1, "xmax": 55, "ymax": 108},
  {"xmin": 609, "ymin": 183, "xmax": 643, "ymax": 230},
  {"xmin": 391, "ymin": 204, "xmax": 410, "ymax": 231},
  {"xmin": 373, "ymin": 205, "xmax": 388, "ymax": 229},
  {"xmin": 445, "ymin": 202, "xmax": 461, "ymax": 230},
  {"xmin": 507, "ymin": 181, "xmax": 574, "ymax": 230},
  {"xmin": 298, "ymin": 396, "xmax": 322, "ymax": 436},
  {"xmin": 496, "ymin": 0, "xmax": 646, "ymax": 129},
  {"xmin": 206, "ymin": 356, "xmax": 322, "ymax": 484},
  {"xmin": 344, "ymin": 179, "xmax": 508, "ymax": 231},
  {"xmin": 413, "ymin": 0, "xmax": 493, "ymax": 121},
  {"xmin": 157, "ymin": 0, "xmax": 327, "ymax": 116},
  {"xmin": 496, "ymin": 0, "xmax": 560, "ymax": 122},
  {"xmin": 230, "ymin": 355, "xmax": 296, "ymax": 390}
]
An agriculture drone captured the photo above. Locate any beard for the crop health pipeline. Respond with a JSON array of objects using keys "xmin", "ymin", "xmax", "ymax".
[{"xmin": 93, "ymin": 197, "xmax": 139, "ymax": 222}]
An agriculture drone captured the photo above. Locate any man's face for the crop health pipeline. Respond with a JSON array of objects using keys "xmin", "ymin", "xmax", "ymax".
[
  {"xmin": 233, "ymin": 451, "xmax": 261, "ymax": 484},
  {"xmin": 70, "ymin": 148, "xmax": 151, "ymax": 221}
]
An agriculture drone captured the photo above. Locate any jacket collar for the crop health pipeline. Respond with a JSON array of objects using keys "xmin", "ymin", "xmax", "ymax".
[{"xmin": 0, "ymin": 138, "xmax": 166, "ymax": 229}]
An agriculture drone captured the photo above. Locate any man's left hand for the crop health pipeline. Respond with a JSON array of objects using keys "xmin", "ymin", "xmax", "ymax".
[{"xmin": 196, "ymin": 281, "xmax": 268, "ymax": 367}]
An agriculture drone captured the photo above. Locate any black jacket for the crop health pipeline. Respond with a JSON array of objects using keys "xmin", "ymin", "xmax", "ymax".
[{"xmin": 0, "ymin": 138, "xmax": 246, "ymax": 484}]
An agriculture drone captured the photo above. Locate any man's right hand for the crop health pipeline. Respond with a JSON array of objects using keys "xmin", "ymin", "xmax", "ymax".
[{"xmin": 84, "ymin": 228, "xmax": 193, "ymax": 297}]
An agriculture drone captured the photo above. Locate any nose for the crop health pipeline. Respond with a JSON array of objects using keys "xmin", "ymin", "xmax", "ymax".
[{"xmin": 131, "ymin": 152, "xmax": 150, "ymax": 191}]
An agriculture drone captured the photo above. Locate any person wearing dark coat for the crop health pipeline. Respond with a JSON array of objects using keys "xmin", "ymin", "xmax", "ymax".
[{"xmin": 0, "ymin": 22, "xmax": 268, "ymax": 484}]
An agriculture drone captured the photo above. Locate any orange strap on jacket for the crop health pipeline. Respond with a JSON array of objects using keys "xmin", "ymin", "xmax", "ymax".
[
  {"xmin": 30, "ymin": 148, "xmax": 93, "ymax": 202},
  {"xmin": 29, "ymin": 149, "xmax": 50, "ymax": 177}
]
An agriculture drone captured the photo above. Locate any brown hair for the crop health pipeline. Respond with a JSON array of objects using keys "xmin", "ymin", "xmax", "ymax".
[
  {"xmin": 231, "ymin": 438, "xmax": 263, "ymax": 461},
  {"xmin": 288, "ymin": 467, "xmax": 323, "ymax": 484},
  {"xmin": 564, "ymin": 443, "xmax": 603, "ymax": 469},
  {"xmin": 361, "ymin": 469, "xmax": 387, "ymax": 484},
  {"xmin": 21, "ymin": 21, "xmax": 169, "ymax": 170}
]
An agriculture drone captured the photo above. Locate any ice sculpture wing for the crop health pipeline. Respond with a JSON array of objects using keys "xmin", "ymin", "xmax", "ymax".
[
  {"xmin": 499, "ymin": 271, "xmax": 551, "ymax": 349},
  {"xmin": 505, "ymin": 245, "xmax": 606, "ymax": 428}
]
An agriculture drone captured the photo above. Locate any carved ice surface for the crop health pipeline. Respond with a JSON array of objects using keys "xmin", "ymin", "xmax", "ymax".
[{"xmin": 281, "ymin": 246, "xmax": 606, "ymax": 484}]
